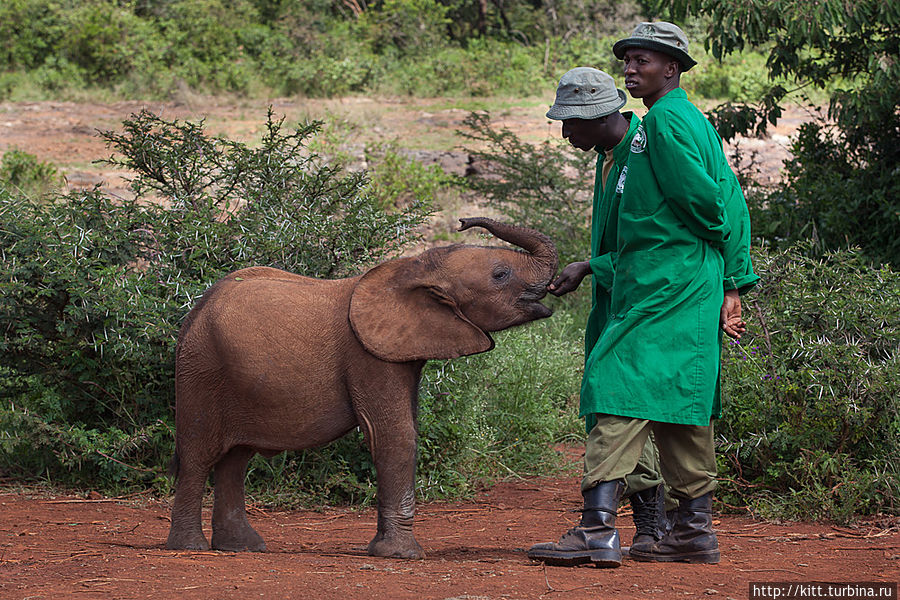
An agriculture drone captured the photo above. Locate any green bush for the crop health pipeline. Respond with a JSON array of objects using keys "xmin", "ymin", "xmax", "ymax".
[
  {"xmin": 358, "ymin": 0, "xmax": 450, "ymax": 55},
  {"xmin": 1, "ymin": 2, "xmax": 790, "ymax": 101},
  {"xmin": 718, "ymin": 244, "xmax": 900, "ymax": 522},
  {"xmin": 746, "ymin": 122, "xmax": 900, "ymax": 267},
  {"xmin": 375, "ymin": 37, "xmax": 549, "ymax": 97},
  {"xmin": 455, "ymin": 111, "xmax": 595, "ymax": 267},
  {"xmin": 57, "ymin": 2, "xmax": 150, "ymax": 84},
  {"xmin": 0, "ymin": 0, "xmax": 68, "ymax": 71},
  {"xmin": 363, "ymin": 141, "xmax": 451, "ymax": 209},
  {"xmin": 0, "ymin": 148, "xmax": 59, "ymax": 197}
]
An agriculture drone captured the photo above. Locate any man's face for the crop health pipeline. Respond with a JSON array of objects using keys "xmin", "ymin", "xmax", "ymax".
[
  {"xmin": 562, "ymin": 117, "xmax": 613, "ymax": 152},
  {"xmin": 623, "ymin": 48, "xmax": 678, "ymax": 100}
]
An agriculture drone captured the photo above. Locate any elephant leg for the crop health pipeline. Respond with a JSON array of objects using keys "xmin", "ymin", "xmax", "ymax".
[
  {"xmin": 166, "ymin": 455, "xmax": 211, "ymax": 550},
  {"xmin": 211, "ymin": 446, "xmax": 266, "ymax": 552},
  {"xmin": 361, "ymin": 415, "xmax": 424, "ymax": 559}
]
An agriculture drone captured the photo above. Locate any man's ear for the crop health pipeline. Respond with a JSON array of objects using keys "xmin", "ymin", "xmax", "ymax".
[{"xmin": 665, "ymin": 60, "xmax": 681, "ymax": 79}]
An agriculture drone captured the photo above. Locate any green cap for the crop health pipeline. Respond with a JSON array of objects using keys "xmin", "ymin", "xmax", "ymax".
[
  {"xmin": 613, "ymin": 22, "xmax": 697, "ymax": 71},
  {"xmin": 546, "ymin": 67, "xmax": 627, "ymax": 121}
]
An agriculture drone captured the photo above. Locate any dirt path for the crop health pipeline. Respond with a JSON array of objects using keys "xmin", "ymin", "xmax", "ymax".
[
  {"xmin": 0, "ymin": 95, "xmax": 809, "ymax": 194},
  {"xmin": 2, "ymin": 476, "xmax": 898, "ymax": 600}
]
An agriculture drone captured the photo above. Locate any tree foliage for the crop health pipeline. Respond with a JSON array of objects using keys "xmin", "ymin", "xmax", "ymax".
[{"xmin": 654, "ymin": 0, "xmax": 900, "ymax": 265}]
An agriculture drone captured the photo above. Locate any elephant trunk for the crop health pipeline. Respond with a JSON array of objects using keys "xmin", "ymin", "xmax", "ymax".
[{"xmin": 458, "ymin": 217, "xmax": 559, "ymax": 283}]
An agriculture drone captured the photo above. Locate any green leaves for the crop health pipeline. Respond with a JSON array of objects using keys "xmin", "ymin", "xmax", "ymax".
[
  {"xmin": 455, "ymin": 111, "xmax": 595, "ymax": 268},
  {"xmin": 718, "ymin": 245, "xmax": 900, "ymax": 521},
  {"xmin": 659, "ymin": 0, "xmax": 900, "ymax": 266}
]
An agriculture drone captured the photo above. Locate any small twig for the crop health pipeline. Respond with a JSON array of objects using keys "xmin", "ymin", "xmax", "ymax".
[
  {"xmin": 95, "ymin": 449, "xmax": 157, "ymax": 473},
  {"xmin": 538, "ymin": 562, "xmax": 605, "ymax": 597},
  {"xmin": 738, "ymin": 568, "xmax": 803, "ymax": 575},
  {"xmin": 43, "ymin": 498, "xmax": 122, "ymax": 504}
]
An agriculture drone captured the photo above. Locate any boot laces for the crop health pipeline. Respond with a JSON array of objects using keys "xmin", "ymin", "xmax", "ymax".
[{"xmin": 632, "ymin": 504, "xmax": 660, "ymax": 538}]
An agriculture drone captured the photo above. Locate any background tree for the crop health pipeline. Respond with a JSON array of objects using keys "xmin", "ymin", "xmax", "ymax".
[{"xmin": 653, "ymin": 0, "xmax": 900, "ymax": 265}]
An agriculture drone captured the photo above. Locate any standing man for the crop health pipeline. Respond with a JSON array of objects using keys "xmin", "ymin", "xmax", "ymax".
[
  {"xmin": 530, "ymin": 22, "xmax": 758, "ymax": 568},
  {"xmin": 526, "ymin": 67, "xmax": 670, "ymax": 569}
]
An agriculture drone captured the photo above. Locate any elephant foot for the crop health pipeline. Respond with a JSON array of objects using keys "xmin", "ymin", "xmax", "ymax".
[
  {"xmin": 166, "ymin": 528, "xmax": 210, "ymax": 551},
  {"xmin": 211, "ymin": 525, "xmax": 267, "ymax": 552},
  {"xmin": 367, "ymin": 533, "xmax": 424, "ymax": 559}
]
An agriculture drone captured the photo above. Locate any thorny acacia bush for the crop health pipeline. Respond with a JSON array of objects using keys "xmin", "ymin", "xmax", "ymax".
[
  {"xmin": 719, "ymin": 245, "xmax": 899, "ymax": 522},
  {"xmin": 0, "ymin": 110, "xmax": 433, "ymax": 493}
]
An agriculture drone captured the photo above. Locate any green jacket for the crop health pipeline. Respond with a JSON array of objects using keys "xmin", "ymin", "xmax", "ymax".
[
  {"xmin": 580, "ymin": 88, "xmax": 757, "ymax": 426},
  {"xmin": 584, "ymin": 112, "xmax": 640, "ymax": 358}
]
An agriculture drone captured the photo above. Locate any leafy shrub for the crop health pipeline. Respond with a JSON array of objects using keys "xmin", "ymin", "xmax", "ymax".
[
  {"xmin": 0, "ymin": 148, "xmax": 59, "ymax": 197},
  {"xmin": 0, "ymin": 0, "xmax": 68, "ymax": 70},
  {"xmin": 57, "ymin": 2, "xmax": 150, "ymax": 84},
  {"xmin": 659, "ymin": 0, "xmax": 899, "ymax": 268},
  {"xmin": 0, "ymin": 109, "xmax": 431, "ymax": 490},
  {"xmin": 718, "ymin": 244, "xmax": 900, "ymax": 522},
  {"xmin": 455, "ymin": 111, "xmax": 595, "ymax": 268},
  {"xmin": 358, "ymin": 0, "xmax": 450, "ymax": 55},
  {"xmin": 684, "ymin": 50, "xmax": 769, "ymax": 102},
  {"xmin": 374, "ymin": 37, "xmax": 548, "ymax": 97},
  {"xmin": 746, "ymin": 122, "xmax": 900, "ymax": 267},
  {"xmin": 363, "ymin": 141, "xmax": 451, "ymax": 209}
]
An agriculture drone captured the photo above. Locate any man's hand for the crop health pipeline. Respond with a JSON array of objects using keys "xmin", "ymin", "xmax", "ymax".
[
  {"xmin": 548, "ymin": 261, "xmax": 591, "ymax": 296},
  {"xmin": 720, "ymin": 289, "xmax": 746, "ymax": 339}
]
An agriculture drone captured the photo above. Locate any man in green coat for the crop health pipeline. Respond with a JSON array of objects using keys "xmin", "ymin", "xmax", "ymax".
[
  {"xmin": 530, "ymin": 23, "xmax": 758, "ymax": 567},
  {"xmin": 525, "ymin": 67, "xmax": 671, "ymax": 568}
]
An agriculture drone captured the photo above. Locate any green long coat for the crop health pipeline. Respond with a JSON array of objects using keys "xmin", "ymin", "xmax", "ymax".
[
  {"xmin": 580, "ymin": 88, "xmax": 757, "ymax": 426},
  {"xmin": 584, "ymin": 112, "xmax": 640, "ymax": 357}
]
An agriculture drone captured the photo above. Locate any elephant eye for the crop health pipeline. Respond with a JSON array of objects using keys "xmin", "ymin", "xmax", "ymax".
[{"xmin": 492, "ymin": 266, "xmax": 511, "ymax": 283}]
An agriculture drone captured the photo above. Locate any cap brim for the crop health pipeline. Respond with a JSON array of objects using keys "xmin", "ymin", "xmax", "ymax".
[
  {"xmin": 612, "ymin": 38, "xmax": 697, "ymax": 71},
  {"xmin": 546, "ymin": 89, "xmax": 627, "ymax": 121}
]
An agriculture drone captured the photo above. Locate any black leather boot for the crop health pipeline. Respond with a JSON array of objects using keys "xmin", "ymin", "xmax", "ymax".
[
  {"xmin": 629, "ymin": 492, "xmax": 720, "ymax": 563},
  {"xmin": 627, "ymin": 483, "xmax": 669, "ymax": 554},
  {"xmin": 527, "ymin": 480, "xmax": 624, "ymax": 568}
]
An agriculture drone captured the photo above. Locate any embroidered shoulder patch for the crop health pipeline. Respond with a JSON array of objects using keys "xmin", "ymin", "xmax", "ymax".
[{"xmin": 630, "ymin": 124, "xmax": 647, "ymax": 154}]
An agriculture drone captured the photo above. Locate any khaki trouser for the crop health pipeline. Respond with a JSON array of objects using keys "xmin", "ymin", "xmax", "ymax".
[
  {"xmin": 583, "ymin": 414, "xmax": 717, "ymax": 500},
  {"xmin": 620, "ymin": 435, "xmax": 664, "ymax": 497}
]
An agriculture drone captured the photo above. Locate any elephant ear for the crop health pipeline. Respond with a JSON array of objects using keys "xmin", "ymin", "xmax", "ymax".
[{"xmin": 349, "ymin": 256, "xmax": 494, "ymax": 362}]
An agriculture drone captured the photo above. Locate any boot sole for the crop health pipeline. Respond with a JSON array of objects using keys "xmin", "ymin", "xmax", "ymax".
[
  {"xmin": 628, "ymin": 548, "xmax": 720, "ymax": 564},
  {"xmin": 527, "ymin": 549, "xmax": 622, "ymax": 568}
]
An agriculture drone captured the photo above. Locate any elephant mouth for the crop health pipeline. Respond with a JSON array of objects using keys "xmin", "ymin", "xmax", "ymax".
[{"xmin": 518, "ymin": 283, "xmax": 553, "ymax": 319}]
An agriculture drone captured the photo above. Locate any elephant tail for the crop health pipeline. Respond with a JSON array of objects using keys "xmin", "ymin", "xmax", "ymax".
[{"xmin": 167, "ymin": 450, "xmax": 180, "ymax": 481}]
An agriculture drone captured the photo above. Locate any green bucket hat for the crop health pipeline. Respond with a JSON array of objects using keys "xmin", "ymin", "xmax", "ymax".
[
  {"xmin": 613, "ymin": 22, "xmax": 697, "ymax": 71},
  {"xmin": 546, "ymin": 67, "xmax": 627, "ymax": 121}
]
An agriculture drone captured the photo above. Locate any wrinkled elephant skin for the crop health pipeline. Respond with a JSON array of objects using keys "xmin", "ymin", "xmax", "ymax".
[{"xmin": 166, "ymin": 218, "xmax": 558, "ymax": 558}]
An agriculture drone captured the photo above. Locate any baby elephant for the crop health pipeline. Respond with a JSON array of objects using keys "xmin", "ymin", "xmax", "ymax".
[{"xmin": 166, "ymin": 217, "xmax": 558, "ymax": 559}]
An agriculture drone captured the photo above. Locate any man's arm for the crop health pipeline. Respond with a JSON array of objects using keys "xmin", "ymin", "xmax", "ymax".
[{"xmin": 646, "ymin": 113, "xmax": 730, "ymax": 245}]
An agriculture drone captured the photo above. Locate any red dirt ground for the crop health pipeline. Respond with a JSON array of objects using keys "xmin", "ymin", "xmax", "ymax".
[
  {"xmin": 2, "ymin": 99, "xmax": 896, "ymax": 599},
  {"xmin": 2, "ymin": 474, "xmax": 898, "ymax": 600}
]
